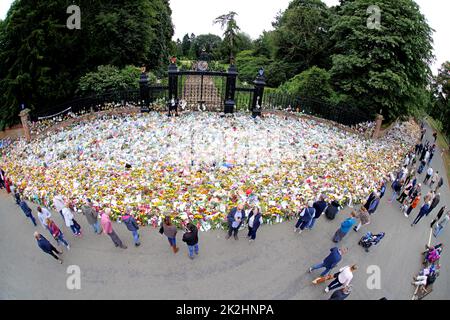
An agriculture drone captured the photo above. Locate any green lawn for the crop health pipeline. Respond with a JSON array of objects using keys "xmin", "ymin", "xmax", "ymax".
[{"xmin": 426, "ymin": 117, "xmax": 450, "ymax": 184}]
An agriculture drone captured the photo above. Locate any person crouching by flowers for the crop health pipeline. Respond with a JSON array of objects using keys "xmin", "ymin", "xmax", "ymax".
[
  {"xmin": 247, "ymin": 206, "xmax": 263, "ymax": 242},
  {"xmin": 160, "ymin": 216, "xmax": 179, "ymax": 254},
  {"xmin": 182, "ymin": 222, "xmax": 199, "ymax": 260}
]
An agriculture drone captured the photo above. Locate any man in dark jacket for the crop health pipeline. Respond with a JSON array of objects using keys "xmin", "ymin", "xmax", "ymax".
[
  {"xmin": 19, "ymin": 198, "xmax": 37, "ymax": 226},
  {"xmin": 325, "ymin": 201, "xmax": 340, "ymax": 220},
  {"xmin": 122, "ymin": 209, "xmax": 140, "ymax": 247},
  {"xmin": 34, "ymin": 232, "xmax": 63, "ymax": 263},
  {"xmin": 309, "ymin": 247, "xmax": 348, "ymax": 277},
  {"xmin": 182, "ymin": 223, "xmax": 199, "ymax": 259},
  {"xmin": 308, "ymin": 195, "xmax": 328, "ymax": 230},
  {"xmin": 412, "ymin": 202, "xmax": 431, "ymax": 227},
  {"xmin": 329, "ymin": 286, "xmax": 352, "ymax": 300},
  {"xmin": 428, "ymin": 193, "xmax": 441, "ymax": 215},
  {"xmin": 226, "ymin": 204, "xmax": 246, "ymax": 240},
  {"xmin": 368, "ymin": 193, "xmax": 381, "ymax": 214},
  {"xmin": 364, "ymin": 191, "xmax": 377, "ymax": 210},
  {"xmin": 294, "ymin": 201, "xmax": 315, "ymax": 235}
]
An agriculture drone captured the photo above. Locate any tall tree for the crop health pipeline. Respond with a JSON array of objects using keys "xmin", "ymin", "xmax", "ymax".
[
  {"xmin": 272, "ymin": 0, "xmax": 333, "ymax": 80},
  {"xmin": 0, "ymin": 0, "xmax": 173, "ymax": 129},
  {"xmin": 329, "ymin": 0, "xmax": 434, "ymax": 119},
  {"xmin": 214, "ymin": 11, "xmax": 241, "ymax": 59}
]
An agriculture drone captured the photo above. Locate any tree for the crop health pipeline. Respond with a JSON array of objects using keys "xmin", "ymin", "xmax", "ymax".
[
  {"xmin": 235, "ymin": 50, "xmax": 271, "ymax": 83},
  {"xmin": 78, "ymin": 65, "xmax": 156, "ymax": 95},
  {"xmin": 254, "ymin": 31, "xmax": 276, "ymax": 59},
  {"xmin": 430, "ymin": 62, "xmax": 450, "ymax": 139},
  {"xmin": 329, "ymin": 0, "xmax": 434, "ymax": 119},
  {"xmin": 272, "ymin": 0, "xmax": 333, "ymax": 81},
  {"xmin": 181, "ymin": 33, "xmax": 192, "ymax": 58},
  {"xmin": 279, "ymin": 66, "xmax": 336, "ymax": 102},
  {"xmin": 0, "ymin": 0, "xmax": 173, "ymax": 130},
  {"xmin": 189, "ymin": 34, "xmax": 223, "ymax": 59},
  {"xmin": 214, "ymin": 11, "xmax": 241, "ymax": 58}
]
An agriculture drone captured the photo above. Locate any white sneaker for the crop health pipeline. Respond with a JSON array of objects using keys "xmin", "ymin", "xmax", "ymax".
[
  {"xmin": 298, "ymin": 230, "xmax": 303, "ymax": 235},
  {"xmin": 325, "ymin": 287, "xmax": 329, "ymax": 293},
  {"xmin": 66, "ymin": 245, "xmax": 71, "ymax": 250},
  {"xmin": 404, "ymin": 213, "xmax": 408, "ymax": 218},
  {"xmin": 294, "ymin": 228, "xmax": 298, "ymax": 233}
]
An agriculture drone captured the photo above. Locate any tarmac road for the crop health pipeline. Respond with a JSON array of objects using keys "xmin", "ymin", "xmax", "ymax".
[{"xmin": 0, "ymin": 123, "xmax": 449, "ymax": 300}]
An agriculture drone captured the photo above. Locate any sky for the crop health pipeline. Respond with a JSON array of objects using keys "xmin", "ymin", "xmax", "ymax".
[{"xmin": 0, "ymin": 0, "xmax": 448, "ymax": 73}]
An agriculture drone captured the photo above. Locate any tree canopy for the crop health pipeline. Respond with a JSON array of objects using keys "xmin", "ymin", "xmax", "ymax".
[{"xmin": 0, "ymin": 0, "xmax": 173, "ymax": 130}]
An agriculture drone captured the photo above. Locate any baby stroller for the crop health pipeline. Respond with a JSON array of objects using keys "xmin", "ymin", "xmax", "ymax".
[{"xmin": 358, "ymin": 232, "xmax": 385, "ymax": 252}]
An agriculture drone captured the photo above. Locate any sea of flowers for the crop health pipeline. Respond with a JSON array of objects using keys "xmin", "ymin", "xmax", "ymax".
[{"xmin": 1, "ymin": 112, "xmax": 420, "ymax": 231}]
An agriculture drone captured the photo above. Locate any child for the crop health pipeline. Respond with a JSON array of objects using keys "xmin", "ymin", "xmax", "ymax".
[{"xmin": 400, "ymin": 198, "xmax": 409, "ymax": 213}]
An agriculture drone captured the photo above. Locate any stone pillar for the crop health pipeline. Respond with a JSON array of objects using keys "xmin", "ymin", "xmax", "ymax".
[
  {"xmin": 372, "ymin": 114, "xmax": 384, "ymax": 139},
  {"xmin": 139, "ymin": 68, "xmax": 150, "ymax": 112},
  {"xmin": 19, "ymin": 108, "xmax": 31, "ymax": 142}
]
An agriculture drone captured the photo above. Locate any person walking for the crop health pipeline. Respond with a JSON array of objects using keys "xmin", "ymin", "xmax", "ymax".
[
  {"xmin": 389, "ymin": 180, "xmax": 402, "ymax": 203},
  {"xmin": 160, "ymin": 216, "xmax": 178, "ymax": 253},
  {"xmin": 122, "ymin": 208, "xmax": 141, "ymax": 247},
  {"xmin": 379, "ymin": 180, "xmax": 387, "ymax": 199},
  {"xmin": 329, "ymin": 286, "xmax": 352, "ymax": 300},
  {"xmin": 367, "ymin": 193, "xmax": 381, "ymax": 214},
  {"xmin": 430, "ymin": 206, "xmax": 447, "ymax": 229},
  {"xmin": 324, "ymin": 200, "xmax": 340, "ymax": 220},
  {"xmin": 37, "ymin": 206, "xmax": 52, "ymax": 235},
  {"xmin": 412, "ymin": 202, "xmax": 431, "ymax": 227},
  {"xmin": 434, "ymin": 176, "xmax": 444, "ymax": 193},
  {"xmin": 333, "ymin": 212, "xmax": 357, "ymax": 243},
  {"xmin": 81, "ymin": 199, "xmax": 101, "ymax": 234},
  {"xmin": 433, "ymin": 211, "xmax": 450, "ymax": 238},
  {"xmin": 226, "ymin": 204, "xmax": 246, "ymax": 240},
  {"xmin": 62, "ymin": 204, "xmax": 82, "ymax": 236},
  {"xmin": 429, "ymin": 172, "xmax": 439, "ymax": 188},
  {"xmin": 101, "ymin": 208, "xmax": 127, "ymax": 249},
  {"xmin": 47, "ymin": 218, "xmax": 70, "ymax": 250},
  {"xmin": 364, "ymin": 190, "xmax": 377, "ymax": 210},
  {"xmin": 309, "ymin": 195, "xmax": 328, "ymax": 230},
  {"xmin": 182, "ymin": 222, "xmax": 199, "ymax": 260},
  {"xmin": 309, "ymin": 247, "xmax": 348, "ymax": 277},
  {"xmin": 34, "ymin": 232, "xmax": 63, "ymax": 264},
  {"xmin": 405, "ymin": 194, "xmax": 421, "ymax": 218},
  {"xmin": 294, "ymin": 201, "xmax": 315, "ymax": 235},
  {"xmin": 247, "ymin": 206, "xmax": 263, "ymax": 242},
  {"xmin": 353, "ymin": 206, "xmax": 370, "ymax": 232},
  {"xmin": 325, "ymin": 265, "xmax": 358, "ymax": 293},
  {"xmin": 423, "ymin": 167, "xmax": 433, "ymax": 185},
  {"xmin": 53, "ymin": 195, "xmax": 66, "ymax": 220},
  {"xmin": 19, "ymin": 197, "xmax": 37, "ymax": 226},
  {"xmin": 397, "ymin": 182, "xmax": 413, "ymax": 203},
  {"xmin": 0, "ymin": 168, "xmax": 5, "ymax": 189},
  {"xmin": 428, "ymin": 193, "xmax": 441, "ymax": 215}
]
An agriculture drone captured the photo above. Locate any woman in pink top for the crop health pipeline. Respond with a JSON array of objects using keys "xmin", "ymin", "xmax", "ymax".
[{"xmin": 101, "ymin": 209, "xmax": 127, "ymax": 249}]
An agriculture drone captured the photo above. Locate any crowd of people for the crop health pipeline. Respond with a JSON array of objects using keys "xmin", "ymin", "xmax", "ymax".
[{"xmin": 0, "ymin": 113, "xmax": 448, "ymax": 299}]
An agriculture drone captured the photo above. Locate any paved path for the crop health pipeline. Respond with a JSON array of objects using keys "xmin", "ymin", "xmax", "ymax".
[{"xmin": 0, "ymin": 123, "xmax": 449, "ymax": 300}]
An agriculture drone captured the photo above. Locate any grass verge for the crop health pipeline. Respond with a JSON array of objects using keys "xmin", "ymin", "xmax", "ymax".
[{"xmin": 426, "ymin": 116, "xmax": 450, "ymax": 184}]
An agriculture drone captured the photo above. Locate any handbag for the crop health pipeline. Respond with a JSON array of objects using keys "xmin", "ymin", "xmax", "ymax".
[{"xmin": 312, "ymin": 274, "xmax": 333, "ymax": 284}]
